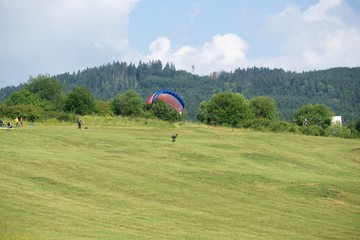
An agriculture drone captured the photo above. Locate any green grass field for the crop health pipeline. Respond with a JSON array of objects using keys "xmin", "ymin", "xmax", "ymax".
[{"xmin": 1, "ymin": 118, "xmax": 359, "ymax": 239}]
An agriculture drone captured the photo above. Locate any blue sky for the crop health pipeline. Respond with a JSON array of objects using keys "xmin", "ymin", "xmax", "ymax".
[{"xmin": 1, "ymin": 0, "xmax": 359, "ymax": 88}]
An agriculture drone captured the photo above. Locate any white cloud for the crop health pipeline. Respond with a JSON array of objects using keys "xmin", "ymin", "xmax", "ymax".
[
  {"xmin": 1, "ymin": 0, "xmax": 359, "ymax": 88},
  {"xmin": 302, "ymin": 0, "xmax": 343, "ymax": 24},
  {"xmin": 147, "ymin": 37, "xmax": 171, "ymax": 61},
  {"xmin": 145, "ymin": 33, "xmax": 249, "ymax": 75},
  {"xmin": 0, "ymin": 0, "xmax": 138, "ymax": 87},
  {"xmin": 143, "ymin": 0, "xmax": 359, "ymax": 75},
  {"xmin": 256, "ymin": 0, "xmax": 360, "ymax": 71}
]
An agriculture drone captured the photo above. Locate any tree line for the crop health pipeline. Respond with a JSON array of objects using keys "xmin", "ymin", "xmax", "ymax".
[
  {"xmin": 0, "ymin": 74, "xmax": 359, "ymax": 138},
  {"xmin": 0, "ymin": 75, "xmax": 184, "ymax": 123},
  {"xmin": 1, "ymin": 61, "xmax": 359, "ymax": 123}
]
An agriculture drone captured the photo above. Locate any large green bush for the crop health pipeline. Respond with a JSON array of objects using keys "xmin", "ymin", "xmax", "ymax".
[
  {"xmin": 294, "ymin": 104, "xmax": 333, "ymax": 129},
  {"xmin": 112, "ymin": 90, "xmax": 143, "ymax": 117},
  {"xmin": 147, "ymin": 101, "xmax": 184, "ymax": 122},
  {"xmin": 197, "ymin": 92, "xmax": 254, "ymax": 127},
  {"xmin": 0, "ymin": 104, "xmax": 43, "ymax": 121},
  {"xmin": 325, "ymin": 124, "xmax": 352, "ymax": 138},
  {"xmin": 250, "ymin": 96, "xmax": 279, "ymax": 120},
  {"xmin": 64, "ymin": 86, "xmax": 96, "ymax": 115},
  {"xmin": 301, "ymin": 125, "xmax": 325, "ymax": 136}
]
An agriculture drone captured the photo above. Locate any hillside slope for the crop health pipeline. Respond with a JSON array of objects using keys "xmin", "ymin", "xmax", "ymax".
[{"xmin": 1, "ymin": 120, "xmax": 359, "ymax": 239}]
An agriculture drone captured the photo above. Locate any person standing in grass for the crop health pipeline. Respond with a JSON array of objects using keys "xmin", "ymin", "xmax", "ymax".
[
  {"xmin": 77, "ymin": 118, "xmax": 82, "ymax": 129},
  {"xmin": 15, "ymin": 117, "xmax": 20, "ymax": 128}
]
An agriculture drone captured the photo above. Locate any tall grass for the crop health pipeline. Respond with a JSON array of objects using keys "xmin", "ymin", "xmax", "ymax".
[
  {"xmin": 0, "ymin": 119, "xmax": 359, "ymax": 239},
  {"xmin": 31, "ymin": 115, "xmax": 179, "ymax": 128}
]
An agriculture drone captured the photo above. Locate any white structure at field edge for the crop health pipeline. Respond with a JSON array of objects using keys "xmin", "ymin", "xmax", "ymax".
[{"xmin": 331, "ymin": 116, "xmax": 342, "ymax": 125}]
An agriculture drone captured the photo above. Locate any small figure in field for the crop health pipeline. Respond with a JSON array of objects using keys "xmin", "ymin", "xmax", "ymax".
[
  {"xmin": 15, "ymin": 117, "xmax": 20, "ymax": 128},
  {"xmin": 7, "ymin": 122, "xmax": 12, "ymax": 129},
  {"xmin": 172, "ymin": 133, "xmax": 178, "ymax": 142},
  {"xmin": 77, "ymin": 119, "xmax": 82, "ymax": 129}
]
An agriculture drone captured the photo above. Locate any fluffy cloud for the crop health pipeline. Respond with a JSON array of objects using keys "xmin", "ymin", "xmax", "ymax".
[
  {"xmin": 0, "ymin": 0, "xmax": 138, "ymax": 86},
  {"xmin": 1, "ymin": 0, "xmax": 359, "ymax": 88},
  {"xmin": 145, "ymin": 34, "xmax": 249, "ymax": 75},
  {"xmin": 147, "ymin": 37, "xmax": 171, "ymax": 61},
  {"xmin": 302, "ymin": 0, "xmax": 343, "ymax": 24},
  {"xmin": 256, "ymin": 0, "xmax": 360, "ymax": 71},
  {"xmin": 143, "ymin": 0, "xmax": 360, "ymax": 74}
]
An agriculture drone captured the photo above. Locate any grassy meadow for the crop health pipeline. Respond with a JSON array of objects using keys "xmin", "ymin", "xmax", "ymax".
[{"xmin": 0, "ymin": 117, "xmax": 359, "ymax": 239}]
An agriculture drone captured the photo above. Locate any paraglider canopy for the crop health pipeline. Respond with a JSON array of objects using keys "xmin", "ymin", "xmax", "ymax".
[{"xmin": 147, "ymin": 89, "xmax": 185, "ymax": 114}]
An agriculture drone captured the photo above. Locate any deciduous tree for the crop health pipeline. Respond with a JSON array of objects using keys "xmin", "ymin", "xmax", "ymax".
[
  {"xmin": 294, "ymin": 104, "xmax": 334, "ymax": 129},
  {"xmin": 26, "ymin": 74, "xmax": 63, "ymax": 101},
  {"xmin": 198, "ymin": 92, "xmax": 253, "ymax": 127},
  {"xmin": 250, "ymin": 96, "xmax": 279, "ymax": 120},
  {"xmin": 112, "ymin": 90, "xmax": 143, "ymax": 117},
  {"xmin": 64, "ymin": 86, "xmax": 96, "ymax": 115}
]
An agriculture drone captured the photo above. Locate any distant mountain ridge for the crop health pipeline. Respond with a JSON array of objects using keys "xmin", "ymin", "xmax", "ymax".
[{"xmin": 1, "ymin": 62, "xmax": 359, "ymax": 122}]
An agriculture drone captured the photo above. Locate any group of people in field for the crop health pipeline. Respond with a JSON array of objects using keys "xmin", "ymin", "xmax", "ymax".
[
  {"xmin": 0, "ymin": 117, "xmax": 23, "ymax": 129},
  {"xmin": 0, "ymin": 117, "xmax": 83, "ymax": 129}
]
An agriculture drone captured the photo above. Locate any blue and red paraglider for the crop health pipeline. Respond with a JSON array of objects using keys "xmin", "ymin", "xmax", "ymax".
[{"xmin": 147, "ymin": 89, "xmax": 185, "ymax": 114}]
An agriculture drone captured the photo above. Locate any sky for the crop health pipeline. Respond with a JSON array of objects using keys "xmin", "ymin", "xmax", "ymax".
[{"xmin": 1, "ymin": 0, "xmax": 360, "ymax": 88}]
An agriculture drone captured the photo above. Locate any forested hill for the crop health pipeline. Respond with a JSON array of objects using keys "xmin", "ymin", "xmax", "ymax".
[{"xmin": 1, "ymin": 61, "xmax": 359, "ymax": 123}]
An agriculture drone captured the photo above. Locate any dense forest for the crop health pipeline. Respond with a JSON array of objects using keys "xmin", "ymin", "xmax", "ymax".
[{"xmin": 1, "ymin": 61, "xmax": 359, "ymax": 123}]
